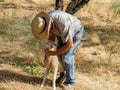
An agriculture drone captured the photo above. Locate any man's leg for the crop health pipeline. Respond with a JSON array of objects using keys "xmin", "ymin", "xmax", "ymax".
[
  {"xmin": 63, "ymin": 37, "xmax": 82, "ymax": 84},
  {"xmin": 55, "ymin": 0, "xmax": 64, "ymax": 10},
  {"xmin": 62, "ymin": 24, "xmax": 84, "ymax": 90},
  {"xmin": 56, "ymin": 36, "xmax": 65, "ymax": 85}
]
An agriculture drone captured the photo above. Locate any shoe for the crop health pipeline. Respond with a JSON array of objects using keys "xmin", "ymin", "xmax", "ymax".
[
  {"xmin": 62, "ymin": 84, "xmax": 75, "ymax": 90},
  {"xmin": 56, "ymin": 72, "xmax": 64, "ymax": 85}
]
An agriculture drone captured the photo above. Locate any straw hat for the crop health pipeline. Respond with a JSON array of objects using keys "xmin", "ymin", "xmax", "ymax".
[{"xmin": 31, "ymin": 11, "xmax": 51, "ymax": 40}]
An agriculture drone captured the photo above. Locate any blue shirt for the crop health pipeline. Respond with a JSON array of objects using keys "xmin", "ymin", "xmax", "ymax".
[{"xmin": 48, "ymin": 10, "xmax": 83, "ymax": 43}]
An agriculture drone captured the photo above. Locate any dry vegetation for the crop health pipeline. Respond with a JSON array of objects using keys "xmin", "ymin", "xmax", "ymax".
[{"xmin": 0, "ymin": 0, "xmax": 120, "ymax": 90}]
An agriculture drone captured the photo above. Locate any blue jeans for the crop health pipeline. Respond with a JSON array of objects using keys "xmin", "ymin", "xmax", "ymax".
[{"xmin": 57, "ymin": 24, "xmax": 84, "ymax": 84}]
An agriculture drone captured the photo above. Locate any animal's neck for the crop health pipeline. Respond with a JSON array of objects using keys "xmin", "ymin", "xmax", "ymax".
[
  {"xmin": 49, "ymin": 47, "xmax": 56, "ymax": 51},
  {"xmin": 47, "ymin": 45, "xmax": 56, "ymax": 51},
  {"xmin": 45, "ymin": 47, "xmax": 56, "ymax": 58}
]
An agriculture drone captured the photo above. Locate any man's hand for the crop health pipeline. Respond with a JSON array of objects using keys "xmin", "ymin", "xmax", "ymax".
[
  {"xmin": 45, "ymin": 39, "xmax": 73, "ymax": 56},
  {"xmin": 45, "ymin": 49, "xmax": 55, "ymax": 56}
]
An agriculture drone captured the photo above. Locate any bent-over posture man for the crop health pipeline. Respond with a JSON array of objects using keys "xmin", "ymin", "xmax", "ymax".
[{"xmin": 31, "ymin": 10, "xmax": 84, "ymax": 90}]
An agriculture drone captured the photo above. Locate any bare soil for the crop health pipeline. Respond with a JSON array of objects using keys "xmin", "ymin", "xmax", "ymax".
[{"xmin": 0, "ymin": 0, "xmax": 120, "ymax": 90}]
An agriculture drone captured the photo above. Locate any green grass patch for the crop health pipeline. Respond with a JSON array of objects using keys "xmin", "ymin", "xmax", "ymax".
[
  {"xmin": 0, "ymin": 15, "xmax": 32, "ymax": 41},
  {"xmin": 112, "ymin": 0, "xmax": 120, "ymax": 14},
  {"xmin": 13, "ymin": 60, "xmax": 45, "ymax": 76},
  {"xmin": 0, "ymin": 15, "xmax": 44, "ymax": 65},
  {"xmin": 21, "ymin": 65, "xmax": 44, "ymax": 76},
  {"xmin": 98, "ymin": 31, "xmax": 120, "ymax": 63}
]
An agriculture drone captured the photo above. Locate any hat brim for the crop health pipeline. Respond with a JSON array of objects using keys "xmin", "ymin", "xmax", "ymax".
[{"xmin": 31, "ymin": 11, "xmax": 50, "ymax": 40}]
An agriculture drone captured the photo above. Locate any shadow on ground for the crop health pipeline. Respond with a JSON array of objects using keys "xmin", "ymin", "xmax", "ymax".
[{"xmin": 0, "ymin": 70, "xmax": 51, "ymax": 85}]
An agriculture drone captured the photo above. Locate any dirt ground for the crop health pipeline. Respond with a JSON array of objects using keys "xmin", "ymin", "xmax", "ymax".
[{"xmin": 0, "ymin": 0, "xmax": 120, "ymax": 90}]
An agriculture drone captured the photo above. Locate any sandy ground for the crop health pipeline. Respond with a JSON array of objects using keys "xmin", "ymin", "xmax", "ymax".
[{"xmin": 0, "ymin": 0, "xmax": 120, "ymax": 90}]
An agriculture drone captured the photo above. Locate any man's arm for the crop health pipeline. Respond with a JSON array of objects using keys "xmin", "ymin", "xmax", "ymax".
[{"xmin": 45, "ymin": 39, "xmax": 73, "ymax": 56}]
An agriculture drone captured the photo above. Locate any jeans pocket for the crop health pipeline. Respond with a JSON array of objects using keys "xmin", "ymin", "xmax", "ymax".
[{"xmin": 74, "ymin": 25, "xmax": 84, "ymax": 41}]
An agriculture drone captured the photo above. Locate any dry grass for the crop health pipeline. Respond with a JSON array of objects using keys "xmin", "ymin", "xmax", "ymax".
[{"xmin": 0, "ymin": 0, "xmax": 120, "ymax": 90}]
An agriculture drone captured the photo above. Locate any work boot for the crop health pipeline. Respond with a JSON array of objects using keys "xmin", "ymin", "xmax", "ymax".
[
  {"xmin": 56, "ymin": 72, "xmax": 65, "ymax": 85},
  {"xmin": 62, "ymin": 84, "xmax": 75, "ymax": 90}
]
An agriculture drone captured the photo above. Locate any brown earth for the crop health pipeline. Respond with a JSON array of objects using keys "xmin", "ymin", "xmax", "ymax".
[{"xmin": 0, "ymin": 0, "xmax": 120, "ymax": 90}]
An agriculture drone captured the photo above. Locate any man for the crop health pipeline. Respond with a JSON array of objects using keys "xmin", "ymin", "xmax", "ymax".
[
  {"xmin": 55, "ymin": 0, "xmax": 90, "ymax": 15},
  {"xmin": 31, "ymin": 10, "xmax": 84, "ymax": 90}
]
